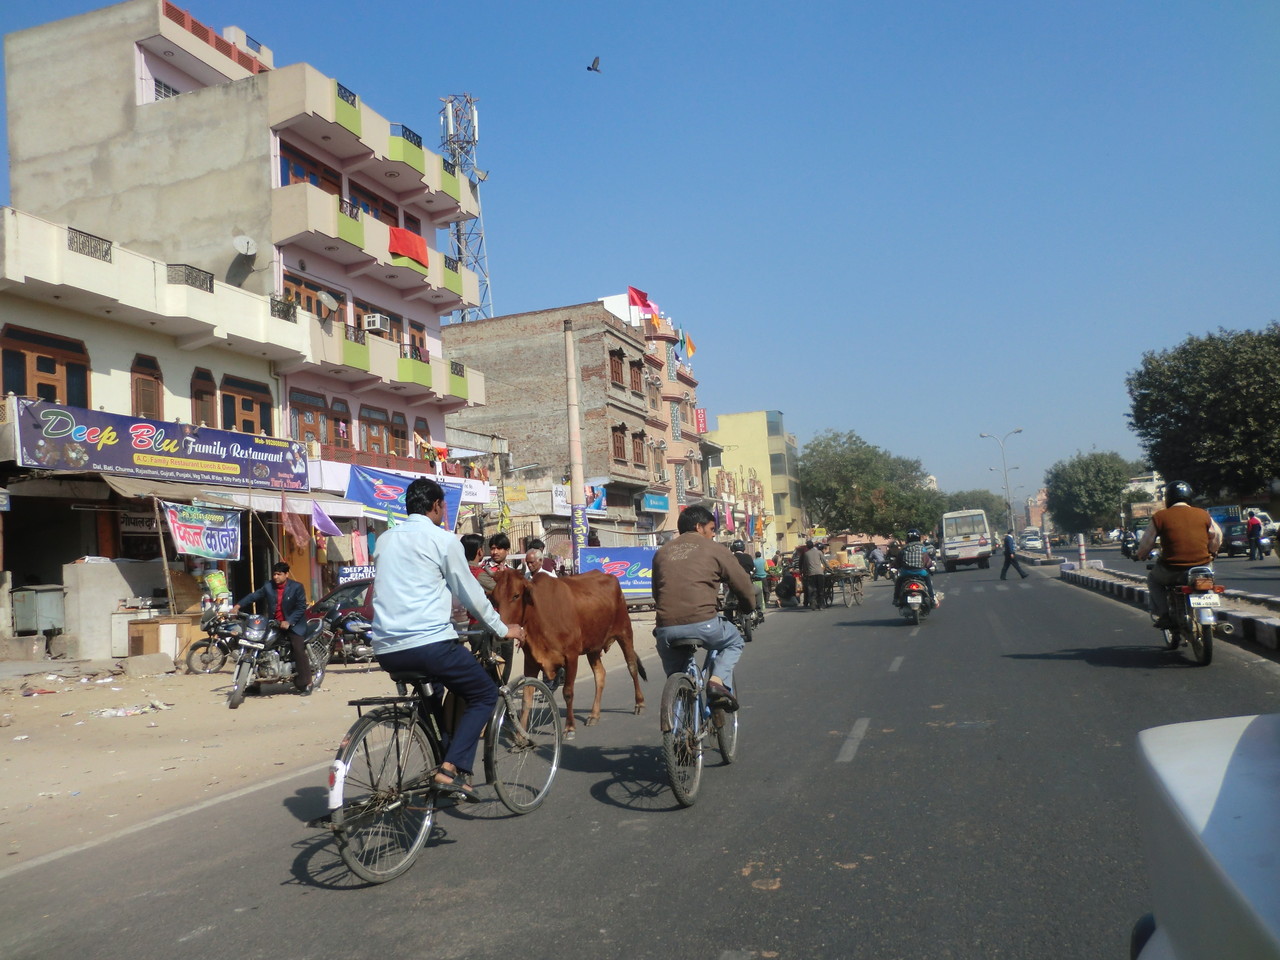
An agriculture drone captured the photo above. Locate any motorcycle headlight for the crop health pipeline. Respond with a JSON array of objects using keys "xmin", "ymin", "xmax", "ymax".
[{"xmin": 245, "ymin": 616, "xmax": 268, "ymax": 642}]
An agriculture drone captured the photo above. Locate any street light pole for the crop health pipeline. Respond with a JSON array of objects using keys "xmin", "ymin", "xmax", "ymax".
[{"xmin": 980, "ymin": 428, "xmax": 1023, "ymax": 534}]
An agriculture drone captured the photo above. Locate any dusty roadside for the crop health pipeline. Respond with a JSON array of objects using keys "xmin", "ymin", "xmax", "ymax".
[{"xmin": 0, "ymin": 611, "xmax": 658, "ymax": 869}]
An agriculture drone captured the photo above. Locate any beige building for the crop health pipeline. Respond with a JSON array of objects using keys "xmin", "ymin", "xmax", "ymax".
[{"xmin": 705, "ymin": 410, "xmax": 806, "ymax": 553}]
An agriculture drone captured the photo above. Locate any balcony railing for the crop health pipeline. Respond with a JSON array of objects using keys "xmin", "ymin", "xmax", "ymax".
[
  {"xmin": 166, "ymin": 263, "xmax": 214, "ymax": 292},
  {"xmin": 400, "ymin": 343, "xmax": 426, "ymax": 361},
  {"xmin": 442, "ymin": 159, "xmax": 457, "ymax": 176},
  {"xmin": 67, "ymin": 228, "xmax": 112, "ymax": 262},
  {"xmin": 449, "ymin": 360, "xmax": 465, "ymax": 377},
  {"xmin": 343, "ymin": 324, "xmax": 366, "ymax": 345},
  {"xmin": 336, "ymin": 82, "xmax": 358, "ymax": 107},
  {"xmin": 339, "ymin": 198, "xmax": 362, "ymax": 220},
  {"xmin": 391, "ymin": 123, "xmax": 422, "ymax": 148},
  {"xmin": 320, "ymin": 443, "xmax": 433, "ymax": 474},
  {"xmin": 270, "ymin": 296, "xmax": 298, "ymax": 322},
  {"xmin": 444, "ymin": 256, "xmax": 459, "ymax": 272}
]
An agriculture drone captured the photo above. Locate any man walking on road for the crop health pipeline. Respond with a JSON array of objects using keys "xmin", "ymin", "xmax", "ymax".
[
  {"xmin": 801, "ymin": 539, "xmax": 831, "ymax": 609},
  {"xmin": 1000, "ymin": 530, "xmax": 1028, "ymax": 580},
  {"xmin": 1246, "ymin": 510, "xmax": 1264, "ymax": 561}
]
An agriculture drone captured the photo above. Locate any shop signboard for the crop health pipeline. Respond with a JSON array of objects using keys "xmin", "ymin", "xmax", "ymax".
[
  {"xmin": 345, "ymin": 465, "xmax": 466, "ymax": 530},
  {"xmin": 641, "ymin": 493, "xmax": 669, "ymax": 513},
  {"xmin": 578, "ymin": 546, "xmax": 655, "ymax": 598},
  {"xmin": 16, "ymin": 399, "xmax": 309, "ymax": 490},
  {"xmin": 160, "ymin": 500, "xmax": 243, "ymax": 560},
  {"xmin": 552, "ymin": 479, "xmax": 609, "ymax": 516},
  {"xmin": 338, "ymin": 565, "xmax": 375, "ymax": 585}
]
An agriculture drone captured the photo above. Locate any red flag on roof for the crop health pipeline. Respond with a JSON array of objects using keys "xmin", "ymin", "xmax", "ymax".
[{"xmin": 627, "ymin": 286, "xmax": 649, "ymax": 308}]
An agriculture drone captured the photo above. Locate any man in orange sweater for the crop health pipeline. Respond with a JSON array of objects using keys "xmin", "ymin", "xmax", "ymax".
[{"xmin": 1136, "ymin": 481, "xmax": 1222, "ymax": 629}]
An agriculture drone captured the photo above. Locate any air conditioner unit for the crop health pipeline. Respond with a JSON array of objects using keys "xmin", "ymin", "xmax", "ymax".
[
  {"xmin": 656, "ymin": 469, "xmax": 669, "ymax": 482},
  {"xmin": 361, "ymin": 313, "xmax": 391, "ymax": 334}
]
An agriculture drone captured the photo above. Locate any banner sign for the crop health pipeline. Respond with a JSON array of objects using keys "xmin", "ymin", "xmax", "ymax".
[
  {"xmin": 553, "ymin": 482, "xmax": 608, "ymax": 516},
  {"xmin": 345, "ymin": 465, "xmax": 465, "ymax": 530},
  {"xmin": 160, "ymin": 500, "xmax": 243, "ymax": 560},
  {"xmin": 16, "ymin": 399, "xmax": 309, "ymax": 490},
  {"xmin": 695, "ymin": 408, "xmax": 708, "ymax": 433},
  {"xmin": 578, "ymin": 546, "xmax": 656, "ymax": 598},
  {"xmin": 339, "ymin": 565, "xmax": 375, "ymax": 585},
  {"xmin": 640, "ymin": 493, "xmax": 669, "ymax": 513},
  {"xmin": 571, "ymin": 505, "xmax": 589, "ymax": 572}
]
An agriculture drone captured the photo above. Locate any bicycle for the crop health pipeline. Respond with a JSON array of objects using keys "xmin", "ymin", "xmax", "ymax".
[
  {"xmin": 316, "ymin": 629, "xmax": 563, "ymax": 883},
  {"xmin": 659, "ymin": 608, "xmax": 744, "ymax": 807}
]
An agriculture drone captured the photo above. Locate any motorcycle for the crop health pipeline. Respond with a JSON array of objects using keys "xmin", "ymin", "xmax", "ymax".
[
  {"xmin": 1151, "ymin": 563, "xmax": 1232, "ymax": 666},
  {"xmin": 184, "ymin": 610, "xmax": 242, "ymax": 674},
  {"xmin": 873, "ymin": 559, "xmax": 893, "ymax": 582},
  {"xmin": 227, "ymin": 614, "xmax": 329, "ymax": 709},
  {"xmin": 1121, "ymin": 532, "xmax": 1138, "ymax": 560},
  {"xmin": 327, "ymin": 609, "xmax": 375, "ymax": 664},
  {"xmin": 895, "ymin": 573, "xmax": 936, "ymax": 625}
]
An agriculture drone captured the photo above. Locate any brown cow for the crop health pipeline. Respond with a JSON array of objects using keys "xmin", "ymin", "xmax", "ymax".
[{"xmin": 489, "ymin": 567, "xmax": 646, "ymax": 739}]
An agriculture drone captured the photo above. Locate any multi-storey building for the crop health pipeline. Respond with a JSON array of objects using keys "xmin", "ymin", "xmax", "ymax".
[
  {"xmin": 705, "ymin": 410, "xmax": 807, "ymax": 553},
  {"xmin": 0, "ymin": 1, "xmax": 491, "ymax": 653},
  {"xmin": 442, "ymin": 299, "xmax": 709, "ymax": 555}
]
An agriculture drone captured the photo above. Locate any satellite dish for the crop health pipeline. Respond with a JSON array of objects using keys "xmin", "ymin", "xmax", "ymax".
[
  {"xmin": 317, "ymin": 291, "xmax": 339, "ymax": 314},
  {"xmin": 233, "ymin": 235, "xmax": 257, "ymax": 257}
]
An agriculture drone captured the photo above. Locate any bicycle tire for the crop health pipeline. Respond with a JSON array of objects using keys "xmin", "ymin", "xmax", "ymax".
[
  {"xmin": 841, "ymin": 579, "xmax": 853, "ymax": 607},
  {"xmin": 661, "ymin": 674, "xmax": 703, "ymax": 806},
  {"xmin": 332, "ymin": 707, "xmax": 437, "ymax": 883},
  {"xmin": 186, "ymin": 640, "xmax": 227, "ymax": 674},
  {"xmin": 852, "ymin": 577, "xmax": 864, "ymax": 606},
  {"xmin": 227, "ymin": 660, "xmax": 252, "ymax": 709},
  {"xmin": 714, "ymin": 676, "xmax": 739, "ymax": 764},
  {"xmin": 486, "ymin": 677, "xmax": 563, "ymax": 814}
]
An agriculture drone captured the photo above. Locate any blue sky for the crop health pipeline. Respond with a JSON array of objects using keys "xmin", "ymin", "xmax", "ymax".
[{"xmin": 2, "ymin": 1, "xmax": 1277, "ymax": 499}]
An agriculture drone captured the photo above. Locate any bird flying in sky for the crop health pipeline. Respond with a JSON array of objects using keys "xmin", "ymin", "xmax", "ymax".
[{"xmin": 588, "ymin": 56, "xmax": 601, "ymax": 73}]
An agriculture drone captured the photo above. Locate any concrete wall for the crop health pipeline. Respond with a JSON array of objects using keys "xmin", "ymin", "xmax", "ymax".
[
  {"xmin": 6, "ymin": 0, "xmax": 276, "ymax": 295},
  {"xmin": 62, "ymin": 559, "xmax": 169, "ymax": 660}
]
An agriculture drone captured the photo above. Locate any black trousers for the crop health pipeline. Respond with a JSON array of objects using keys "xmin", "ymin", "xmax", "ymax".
[
  {"xmin": 1000, "ymin": 553, "xmax": 1026, "ymax": 579},
  {"xmin": 288, "ymin": 629, "xmax": 312, "ymax": 690}
]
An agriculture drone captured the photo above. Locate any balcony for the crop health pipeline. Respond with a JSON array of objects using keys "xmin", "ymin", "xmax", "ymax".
[
  {"xmin": 644, "ymin": 318, "xmax": 678, "ymax": 341},
  {"xmin": 319, "ymin": 443, "xmax": 437, "ymax": 475}
]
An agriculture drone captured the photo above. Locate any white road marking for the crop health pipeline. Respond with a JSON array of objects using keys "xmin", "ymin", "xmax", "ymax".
[
  {"xmin": 995, "ymin": 584, "xmax": 1010, "ymax": 591},
  {"xmin": 909, "ymin": 626, "xmax": 921, "ymax": 637},
  {"xmin": 836, "ymin": 717, "xmax": 871, "ymax": 763},
  {"xmin": 889, "ymin": 656, "xmax": 904, "ymax": 672},
  {"xmin": 971, "ymin": 586, "xmax": 985, "ymax": 593}
]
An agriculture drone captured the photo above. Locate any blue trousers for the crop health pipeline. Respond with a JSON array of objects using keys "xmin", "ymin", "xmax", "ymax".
[
  {"xmin": 654, "ymin": 616, "xmax": 744, "ymax": 691},
  {"xmin": 376, "ymin": 639, "xmax": 497, "ymax": 776}
]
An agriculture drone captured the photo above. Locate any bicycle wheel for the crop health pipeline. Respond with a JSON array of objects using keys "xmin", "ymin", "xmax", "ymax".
[
  {"xmin": 661, "ymin": 674, "xmax": 703, "ymax": 806},
  {"xmin": 714, "ymin": 677, "xmax": 739, "ymax": 764},
  {"xmin": 486, "ymin": 677, "xmax": 563, "ymax": 814},
  {"xmin": 331, "ymin": 707, "xmax": 438, "ymax": 883},
  {"xmin": 186, "ymin": 640, "xmax": 227, "ymax": 674},
  {"xmin": 852, "ymin": 577, "xmax": 864, "ymax": 606}
]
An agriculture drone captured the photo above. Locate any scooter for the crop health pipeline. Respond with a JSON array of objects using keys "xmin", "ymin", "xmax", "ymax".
[{"xmin": 894, "ymin": 573, "xmax": 936, "ymax": 625}]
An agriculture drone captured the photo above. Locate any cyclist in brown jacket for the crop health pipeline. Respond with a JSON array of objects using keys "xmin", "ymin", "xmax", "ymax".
[{"xmin": 1136, "ymin": 480, "xmax": 1222, "ymax": 629}]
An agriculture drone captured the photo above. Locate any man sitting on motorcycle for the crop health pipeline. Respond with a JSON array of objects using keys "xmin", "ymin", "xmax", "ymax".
[
  {"xmin": 232, "ymin": 561, "xmax": 312, "ymax": 695},
  {"xmin": 1136, "ymin": 480, "xmax": 1222, "ymax": 629},
  {"xmin": 893, "ymin": 529, "xmax": 937, "ymax": 608}
]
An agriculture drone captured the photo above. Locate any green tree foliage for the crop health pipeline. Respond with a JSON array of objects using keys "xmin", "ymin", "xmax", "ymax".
[
  {"xmin": 1044, "ymin": 451, "xmax": 1131, "ymax": 533},
  {"xmin": 1127, "ymin": 325, "xmax": 1280, "ymax": 498},
  {"xmin": 798, "ymin": 430, "xmax": 944, "ymax": 536},
  {"xmin": 942, "ymin": 489, "xmax": 1009, "ymax": 524}
]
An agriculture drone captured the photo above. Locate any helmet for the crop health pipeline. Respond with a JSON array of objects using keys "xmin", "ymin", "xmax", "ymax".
[
  {"xmin": 731, "ymin": 540, "xmax": 745, "ymax": 552},
  {"xmin": 1165, "ymin": 481, "xmax": 1193, "ymax": 507},
  {"xmin": 906, "ymin": 529, "xmax": 922, "ymax": 542}
]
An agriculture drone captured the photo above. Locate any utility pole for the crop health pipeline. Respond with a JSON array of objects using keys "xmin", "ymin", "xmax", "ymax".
[{"xmin": 564, "ymin": 320, "xmax": 586, "ymax": 573}]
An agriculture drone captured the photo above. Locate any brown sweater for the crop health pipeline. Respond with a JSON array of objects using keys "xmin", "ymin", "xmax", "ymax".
[
  {"xmin": 1152, "ymin": 505, "xmax": 1215, "ymax": 567},
  {"xmin": 652, "ymin": 532, "xmax": 756, "ymax": 627}
]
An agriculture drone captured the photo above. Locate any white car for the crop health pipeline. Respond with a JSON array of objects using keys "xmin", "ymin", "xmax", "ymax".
[{"xmin": 1020, "ymin": 535, "xmax": 1044, "ymax": 551}]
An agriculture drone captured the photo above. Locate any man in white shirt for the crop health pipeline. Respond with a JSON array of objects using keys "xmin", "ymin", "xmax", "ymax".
[{"xmin": 371, "ymin": 478, "xmax": 525, "ymax": 802}]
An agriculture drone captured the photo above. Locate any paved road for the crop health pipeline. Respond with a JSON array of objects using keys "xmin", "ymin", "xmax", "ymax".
[
  {"xmin": 2, "ymin": 567, "xmax": 1278, "ymax": 960},
  {"xmin": 1086, "ymin": 542, "xmax": 1280, "ymax": 597}
]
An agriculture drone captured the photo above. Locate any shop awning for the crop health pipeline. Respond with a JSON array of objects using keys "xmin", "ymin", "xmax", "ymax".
[{"xmin": 102, "ymin": 476, "xmax": 366, "ymax": 518}]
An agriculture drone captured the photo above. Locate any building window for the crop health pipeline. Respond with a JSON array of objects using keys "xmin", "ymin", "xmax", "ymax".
[
  {"xmin": 389, "ymin": 412, "xmax": 408, "ymax": 457},
  {"xmin": 629, "ymin": 361, "xmax": 644, "ymax": 392},
  {"xmin": 352, "ymin": 299, "xmax": 402, "ymax": 341},
  {"xmin": 154, "ymin": 78, "xmax": 181, "ymax": 100},
  {"xmin": 348, "ymin": 184, "xmax": 398, "ymax": 223},
  {"xmin": 404, "ymin": 214, "xmax": 422, "ymax": 236},
  {"xmin": 279, "ymin": 143, "xmax": 341, "ymax": 196},
  {"xmin": 631, "ymin": 433, "xmax": 646, "ymax": 465},
  {"xmin": 220, "ymin": 375, "xmax": 272, "ymax": 434},
  {"xmin": 131, "ymin": 355, "xmax": 163, "ymax": 420},
  {"xmin": 0, "ymin": 325, "xmax": 90, "ymax": 407},
  {"xmin": 413, "ymin": 418, "xmax": 433, "ymax": 458},
  {"xmin": 288, "ymin": 389, "xmax": 329, "ymax": 446},
  {"xmin": 774, "ymin": 493, "xmax": 786, "ymax": 516},
  {"xmin": 611, "ymin": 427, "xmax": 627, "ymax": 461},
  {"xmin": 283, "ymin": 273, "xmax": 346, "ymax": 319},
  {"xmin": 331, "ymin": 399, "xmax": 352, "ymax": 448},
  {"xmin": 191, "ymin": 368, "xmax": 217, "ymax": 427},
  {"xmin": 609, "ymin": 350, "xmax": 624, "ymax": 386},
  {"xmin": 359, "ymin": 405, "xmax": 389, "ymax": 454}
]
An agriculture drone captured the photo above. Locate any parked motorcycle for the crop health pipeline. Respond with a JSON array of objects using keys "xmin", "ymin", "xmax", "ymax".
[
  {"xmin": 327, "ymin": 609, "xmax": 375, "ymax": 664},
  {"xmin": 227, "ymin": 614, "xmax": 329, "ymax": 709},
  {"xmin": 894, "ymin": 573, "xmax": 935, "ymax": 625},
  {"xmin": 184, "ymin": 611, "xmax": 242, "ymax": 674},
  {"xmin": 1150, "ymin": 563, "xmax": 1232, "ymax": 666}
]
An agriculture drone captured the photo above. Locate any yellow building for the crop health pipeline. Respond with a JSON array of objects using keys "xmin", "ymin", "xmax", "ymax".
[{"xmin": 705, "ymin": 410, "xmax": 807, "ymax": 554}]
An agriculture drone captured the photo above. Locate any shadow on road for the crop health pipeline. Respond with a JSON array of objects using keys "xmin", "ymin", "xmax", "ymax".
[
  {"xmin": 1004, "ymin": 645, "xmax": 1199, "ymax": 670},
  {"xmin": 558, "ymin": 742, "xmax": 686, "ymax": 812}
]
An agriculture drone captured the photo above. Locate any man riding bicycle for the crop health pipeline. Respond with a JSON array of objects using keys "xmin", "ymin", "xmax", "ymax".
[
  {"xmin": 370, "ymin": 478, "xmax": 526, "ymax": 802},
  {"xmin": 652, "ymin": 505, "xmax": 755, "ymax": 712},
  {"xmin": 1136, "ymin": 480, "xmax": 1222, "ymax": 629}
]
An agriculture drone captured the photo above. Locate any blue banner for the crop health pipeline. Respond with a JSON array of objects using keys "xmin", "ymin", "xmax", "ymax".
[
  {"xmin": 640, "ymin": 493, "xmax": 669, "ymax": 512},
  {"xmin": 17, "ymin": 399, "xmax": 308, "ymax": 490},
  {"xmin": 578, "ymin": 546, "xmax": 656, "ymax": 598},
  {"xmin": 345, "ymin": 466, "xmax": 465, "ymax": 530}
]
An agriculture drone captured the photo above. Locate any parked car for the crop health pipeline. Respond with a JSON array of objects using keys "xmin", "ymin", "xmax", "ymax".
[
  {"xmin": 306, "ymin": 578, "xmax": 374, "ymax": 621},
  {"xmin": 1221, "ymin": 521, "xmax": 1272, "ymax": 558}
]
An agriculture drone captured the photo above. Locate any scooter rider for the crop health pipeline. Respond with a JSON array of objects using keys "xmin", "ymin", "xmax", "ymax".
[
  {"xmin": 893, "ymin": 529, "xmax": 937, "ymax": 608},
  {"xmin": 1136, "ymin": 481, "xmax": 1222, "ymax": 629}
]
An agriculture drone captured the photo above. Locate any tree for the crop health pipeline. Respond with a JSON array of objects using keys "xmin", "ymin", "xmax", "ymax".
[
  {"xmin": 942, "ymin": 489, "xmax": 1009, "ymax": 525},
  {"xmin": 798, "ymin": 430, "xmax": 944, "ymax": 537},
  {"xmin": 1044, "ymin": 451, "xmax": 1131, "ymax": 534},
  {"xmin": 1127, "ymin": 324, "xmax": 1280, "ymax": 498}
]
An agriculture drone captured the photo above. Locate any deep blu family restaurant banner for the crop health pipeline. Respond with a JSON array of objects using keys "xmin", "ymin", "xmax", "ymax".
[
  {"xmin": 346, "ymin": 466, "xmax": 465, "ymax": 530},
  {"xmin": 578, "ymin": 546, "xmax": 656, "ymax": 598},
  {"xmin": 17, "ymin": 399, "xmax": 309, "ymax": 490},
  {"xmin": 160, "ymin": 501, "xmax": 243, "ymax": 560}
]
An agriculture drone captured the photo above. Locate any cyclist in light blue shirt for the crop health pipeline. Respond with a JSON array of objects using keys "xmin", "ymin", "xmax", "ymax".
[{"xmin": 372, "ymin": 478, "xmax": 525, "ymax": 802}]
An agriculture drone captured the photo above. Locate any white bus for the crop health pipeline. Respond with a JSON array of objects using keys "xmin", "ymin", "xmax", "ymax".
[{"xmin": 939, "ymin": 509, "xmax": 993, "ymax": 572}]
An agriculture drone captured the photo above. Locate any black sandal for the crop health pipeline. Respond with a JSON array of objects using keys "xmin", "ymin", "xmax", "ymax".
[{"xmin": 430, "ymin": 767, "xmax": 480, "ymax": 803}]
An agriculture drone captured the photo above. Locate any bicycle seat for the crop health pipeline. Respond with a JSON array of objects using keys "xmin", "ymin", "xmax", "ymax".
[
  {"xmin": 387, "ymin": 671, "xmax": 435, "ymax": 685},
  {"xmin": 665, "ymin": 636, "xmax": 700, "ymax": 651}
]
